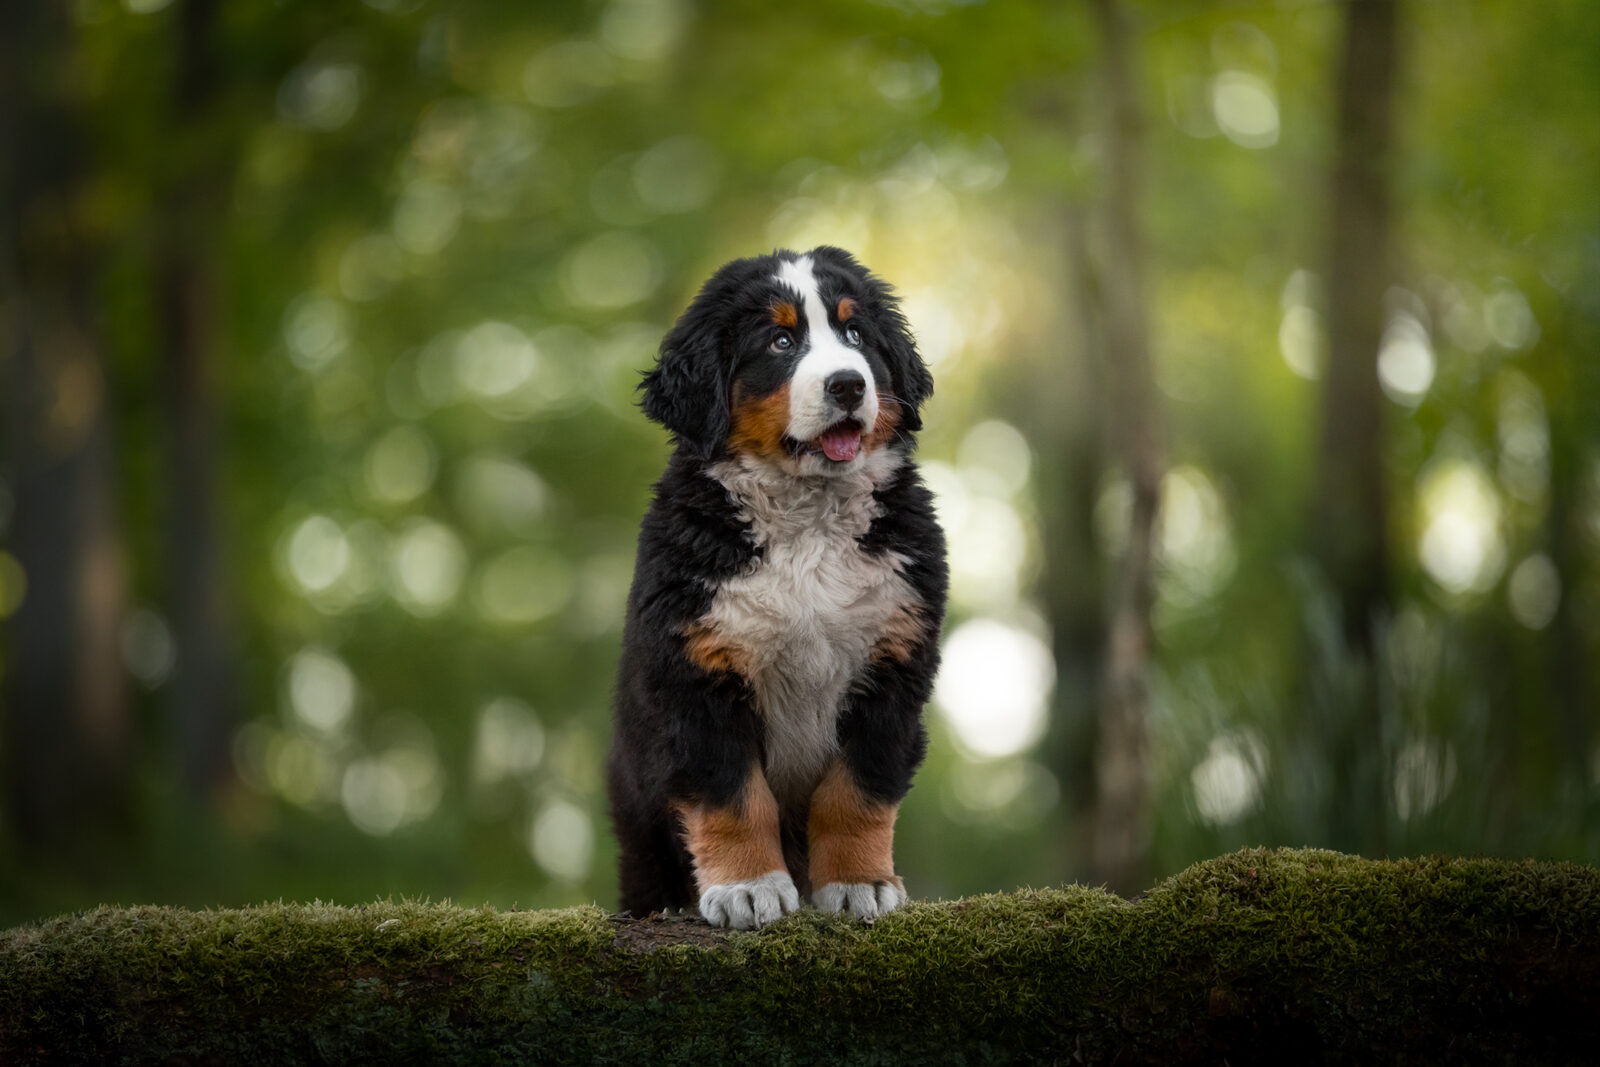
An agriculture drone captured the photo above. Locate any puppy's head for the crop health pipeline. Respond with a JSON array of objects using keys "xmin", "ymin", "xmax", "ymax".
[{"xmin": 641, "ymin": 247, "xmax": 931, "ymax": 474}]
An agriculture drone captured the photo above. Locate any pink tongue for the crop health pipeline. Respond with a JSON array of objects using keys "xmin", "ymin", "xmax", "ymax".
[{"xmin": 819, "ymin": 425, "xmax": 862, "ymax": 462}]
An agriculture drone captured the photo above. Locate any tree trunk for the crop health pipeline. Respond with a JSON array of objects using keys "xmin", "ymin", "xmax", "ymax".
[
  {"xmin": 1544, "ymin": 309, "xmax": 1594, "ymax": 786},
  {"xmin": 1312, "ymin": 0, "xmax": 1401, "ymax": 853},
  {"xmin": 1031, "ymin": 204, "xmax": 1108, "ymax": 850},
  {"xmin": 0, "ymin": 1, "xmax": 133, "ymax": 855},
  {"xmin": 161, "ymin": 0, "xmax": 236, "ymax": 801},
  {"xmin": 1087, "ymin": 0, "xmax": 1164, "ymax": 894}
]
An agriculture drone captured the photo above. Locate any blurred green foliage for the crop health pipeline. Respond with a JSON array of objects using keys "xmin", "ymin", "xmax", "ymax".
[{"xmin": 1, "ymin": 0, "xmax": 1596, "ymax": 925}]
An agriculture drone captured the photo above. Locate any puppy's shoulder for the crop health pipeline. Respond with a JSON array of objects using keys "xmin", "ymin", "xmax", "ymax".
[{"xmin": 628, "ymin": 453, "xmax": 753, "ymax": 624}]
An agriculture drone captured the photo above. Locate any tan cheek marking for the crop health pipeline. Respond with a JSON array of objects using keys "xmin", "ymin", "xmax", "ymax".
[
  {"xmin": 772, "ymin": 301, "xmax": 798, "ymax": 329},
  {"xmin": 727, "ymin": 383, "xmax": 791, "ymax": 459},
  {"xmin": 808, "ymin": 761, "xmax": 900, "ymax": 888},
  {"xmin": 871, "ymin": 604, "xmax": 928, "ymax": 666},
  {"xmin": 836, "ymin": 297, "xmax": 857, "ymax": 322},
  {"xmin": 681, "ymin": 620, "xmax": 752, "ymax": 679},
  {"xmin": 673, "ymin": 769, "xmax": 785, "ymax": 889},
  {"xmin": 862, "ymin": 396, "xmax": 902, "ymax": 453}
]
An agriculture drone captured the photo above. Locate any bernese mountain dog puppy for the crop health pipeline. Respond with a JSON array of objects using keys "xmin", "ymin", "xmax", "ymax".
[{"xmin": 608, "ymin": 246, "xmax": 948, "ymax": 929}]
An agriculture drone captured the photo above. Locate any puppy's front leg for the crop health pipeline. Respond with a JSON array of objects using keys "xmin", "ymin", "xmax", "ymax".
[
  {"xmin": 808, "ymin": 760, "xmax": 906, "ymax": 920},
  {"xmin": 674, "ymin": 765, "xmax": 799, "ymax": 929}
]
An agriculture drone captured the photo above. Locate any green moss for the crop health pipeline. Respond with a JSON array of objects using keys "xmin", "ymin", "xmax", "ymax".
[{"xmin": 3, "ymin": 849, "xmax": 1598, "ymax": 1064}]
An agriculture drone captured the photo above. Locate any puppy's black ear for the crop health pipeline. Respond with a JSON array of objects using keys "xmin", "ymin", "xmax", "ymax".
[
  {"xmin": 640, "ymin": 301, "xmax": 730, "ymax": 460},
  {"xmin": 873, "ymin": 288, "xmax": 933, "ymax": 433}
]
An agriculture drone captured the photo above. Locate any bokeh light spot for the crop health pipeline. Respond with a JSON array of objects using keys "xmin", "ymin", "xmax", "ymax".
[
  {"xmin": 523, "ymin": 41, "xmax": 616, "ymax": 108},
  {"xmin": 472, "ymin": 546, "xmax": 575, "ymax": 625},
  {"xmin": 1507, "ymin": 553, "xmax": 1560, "ymax": 630},
  {"xmin": 935, "ymin": 618, "xmax": 1055, "ymax": 760},
  {"xmin": 455, "ymin": 322, "xmax": 538, "ymax": 399},
  {"xmin": 899, "ymin": 290, "xmax": 965, "ymax": 369},
  {"xmin": 342, "ymin": 758, "xmax": 408, "ymax": 836},
  {"xmin": 121, "ymin": 607, "xmax": 175, "ymax": 688},
  {"xmin": 365, "ymin": 425, "xmax": 438, "ymax": 504},
  {"xmin": 561, "ymin": 232, "xmax": 661, "ymax": 309},
  {"xmin": 1158, "ymin": 465, "xmax": 1236, "ymax": 605},
  {"xmin": 283, "ymin": 294, "xmax": 350, "ymax": 371},
  {"xmin": 1191, "ymin": 732, "xmax": 1266, "ymax": 825},
  {"xmin": 1496, "ymin": 371, "xmax": 1550, "ymax": 504},
  {"xmin": 393, "ymin": 178, "xmax": 462, "ymax": 256},
  {"xmin": 284, "ymin": 515, "xmax": 350, "ymax": 594},
  {"xmin": 456, "ymin": 455, "xmax": 550, "ymax": 534},
  {"xmin": 1417, "ymin": 459, "xmax": 1505, "ymax": 597},
  {"xmin": 1377, "ymin": 311, "xmax": 1435, "ymax": 406},
  {"xmin": 339, "ymin": 233, "xmax": 404, "ymax": 302},
  {"xmin": 601, "ymin": 0, "xmax": 689, "ymax": 62},
  {"xmin": 278, "ymin": 60, "xmax": 363, "ymax": 131},
  {"xmin": 1393, "ymin": 737, "xmax": 1457, "ymax": 821},
  {"xmin": 286, "ymin": 646, "xmax": 357, "ymax": 734},
  {"xmin": 1211, "ymin": 71, "xmax": 1279, "ymax": 148},
  {"xmin": 943, "ymin": 759, "xmax": 1060, "ymax": 828},
  {"xmin": 957, "ymin": 420, "xmax": 1033, "ymax": 497},
  {"xmin": 390, "ymin": 519, "xmax": 467, "ymax": 615},
  {"xmin": 529, "ymin": 800, "xmax": 594, "ymax": 882},
  {"xmin": 266, "ymin": 733, "xmax": 339, "ymax": 809},
  {"xmin": 1484, "ymin": 284, "xmax": 1538, "ymax": 349},
  {"xmin": 474, "ymin": 698, "xmax": 546, "ymax": 785},
  {"xmin": 633, "ymin": 136, "xmax": 720, "ymax": 214},
  {"xmin": 1278, "ymin": 304, "xmax": 1324, "ymax": 380},
  {"xmin": 952, "ymin": 498, "xmax": 1027, "ymax": 610},
  {"xmin": 872, "ymin": 50, "xmax": 941, "ymax": 105}
]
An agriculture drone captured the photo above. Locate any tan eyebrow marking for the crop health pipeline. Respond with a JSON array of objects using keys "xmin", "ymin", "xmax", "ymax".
[
  {"xmin": 836, "ymin": 297, "xmax": 857, "ymax": 322},
  {"xmin": 772, "ymin": 301, "xmax": 798, "ymax": 329}
]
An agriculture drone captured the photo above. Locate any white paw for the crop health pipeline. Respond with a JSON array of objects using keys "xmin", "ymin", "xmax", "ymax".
[
  {"xmin": 699, "ymin": 870, "xmax": 801, "ymax": 930},
  {"xmin": 813, "ymin": 880, "xmax": 906, "ymax": 920}
]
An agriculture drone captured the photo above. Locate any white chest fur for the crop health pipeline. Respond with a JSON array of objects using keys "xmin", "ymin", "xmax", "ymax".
[{"xmin": 704, "ymin": 453, "xmax": 914, "ymax": 806}]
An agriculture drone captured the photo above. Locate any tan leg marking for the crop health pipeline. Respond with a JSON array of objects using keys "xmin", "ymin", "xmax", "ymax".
[
  {"xmin": 673, "ymin": 768, "xmax": 786, "ymax": 890},
  {"xmin": 807, "ymin": 761, "xmax": 901, "ymax": 889},
  {"xmin": 727, "ymin": 383, "xmax": 791, "ymax": 460}
]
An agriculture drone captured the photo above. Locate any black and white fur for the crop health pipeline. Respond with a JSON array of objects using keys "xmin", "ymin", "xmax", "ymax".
[{"xmin": 608, "ymin": 246, "xmax": 947, "ymax": 929}]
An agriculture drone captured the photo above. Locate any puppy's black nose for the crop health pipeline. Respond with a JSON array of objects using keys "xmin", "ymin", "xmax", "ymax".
[{"xmin": 825, "ymin": 370, "xmax": 866, "ymax": 413}]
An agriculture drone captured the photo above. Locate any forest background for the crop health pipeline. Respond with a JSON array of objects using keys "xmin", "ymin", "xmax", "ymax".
[{"xmin": 2, "ymin": 0, "xmax": 1596, "ymax": 925}]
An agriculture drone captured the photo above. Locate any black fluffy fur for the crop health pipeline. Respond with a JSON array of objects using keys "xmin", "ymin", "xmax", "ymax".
[{"xmin": 609, "ymin": 247, "xmax": 947, "ymax": 916}]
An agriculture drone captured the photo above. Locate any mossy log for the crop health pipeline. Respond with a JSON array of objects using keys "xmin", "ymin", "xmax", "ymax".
[{"xmin": 3, "ymin": 848, "xmax": 1597, "ymax": 1064}]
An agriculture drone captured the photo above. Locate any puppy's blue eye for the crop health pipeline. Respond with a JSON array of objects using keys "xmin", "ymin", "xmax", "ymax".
[
  {"xmin": 844, "ymin": 324, "xmax": 861, "ymax": 347},
  {"xmin": 772, "ymin": 332, "xmax": 793, "ymax": 351}
]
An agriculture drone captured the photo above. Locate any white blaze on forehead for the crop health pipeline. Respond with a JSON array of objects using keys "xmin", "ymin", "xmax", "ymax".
[{"xmin": 774, "ymin": 255, "xmax": 878, "ymax": 445}]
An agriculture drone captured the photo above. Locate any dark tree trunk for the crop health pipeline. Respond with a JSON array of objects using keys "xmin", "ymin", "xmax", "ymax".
[
  {"xmin": 1016, "ymin": 204, "xmax": 1108, "ymax": 874},
  {"xmin": 1, "ymin": 1, "xmax": 134, "ymax": 854},
  {"xmin": 1087, "ymin": 0, "xmax": 1164, "ymax": 894},
  {"xmin": 1312, "ymin": 0, "xmax": 1401, "ymax": 853},
  {"xmin": 1045, "ymin": 205, "xmax": 1110, "ymax": 834},
  {"xmin": 161, "ymin": 0, "xmax": 236, "ymax": 801},
  {"xmin": 1544, "ymin": 310, "xmax": 1595, "ymax": 786}
]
